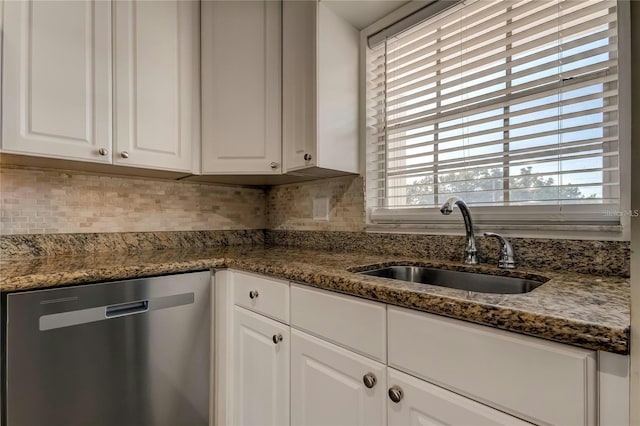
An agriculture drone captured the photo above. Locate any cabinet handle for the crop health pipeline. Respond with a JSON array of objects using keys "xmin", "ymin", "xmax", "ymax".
[
  {"xmin": 388, "ymin": 386, "xmax": 403, "ymax": 403},
  {"xmin": 272, "ymin": 334, "xmax": 283, "ymax": 344},
  {"xmin": 270, "ymin": 162, "xmax": 279, "ymax": 169},
  {"xmin": 98, "ymin": 148, "xmax": 109, "ymax": 156},
  {"xmin": 249, "ymin": 290, "xmax": 259, "ymax": 299},
  {"xmin": 120, "ymin": 151, "xmax": 129, "ymax": 159},
  {"xmin": 303, "ymin": 153, "xmax": 312, "ymax": 161},
  {"xmin": 363, "ymin": 373, "xmax": 377, "ymax": 389}
]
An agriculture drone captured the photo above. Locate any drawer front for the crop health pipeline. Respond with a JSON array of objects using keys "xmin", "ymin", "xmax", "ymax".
[
  {"xmin": 290, "ymin": 284, "xmax": 386, "ymax": 363},
  {"xmin": 388, "ymin": 306, "xmax": 596, "ymax": 426},
  {"xmin": 232, "ymin": 271, "xmax": 289, "ymax": 324}
]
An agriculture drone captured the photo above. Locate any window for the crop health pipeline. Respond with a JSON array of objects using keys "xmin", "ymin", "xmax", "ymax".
[{"xmin": 365, "ymin": 0, "xmax": 628, "ymax": 232}]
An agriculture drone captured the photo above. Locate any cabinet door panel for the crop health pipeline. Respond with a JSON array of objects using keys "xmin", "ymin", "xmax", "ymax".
[
  {"xmin": 388, "ymin": 306, "xmax": 596, "ymax": 425},
  {"xmin": 232, "ymin": 306, "xmax": 289, "ymax": 426},
  {"xmin": 114, "ymin": 0, "xmax": 198, "ymax": 172},
  {"xmin": 387, "ymin": 368, "xmax": 531, "ymax": 426},
  {"xmin": 201, "ymin": 0, "xmax": 281, "ymax": 174},
  {"xmin": 291, "ymin": 329, "xmax": 386, "ymax": 426},
  {"xmin": 316, "ymin": 3, "xmax": 359, "ymax": 174},
  {"xmin": 282, "ymin": 0, "xmax": 316, "ymax": 172},
  {"xmin": 2, "ymin": 0, "xmax": 111, "ymax": 162}
]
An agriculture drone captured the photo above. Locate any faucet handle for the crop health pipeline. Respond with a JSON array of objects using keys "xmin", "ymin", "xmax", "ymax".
[{"xmin": 484, "ymin": 232, "xmax": 516, "ymax": 269}]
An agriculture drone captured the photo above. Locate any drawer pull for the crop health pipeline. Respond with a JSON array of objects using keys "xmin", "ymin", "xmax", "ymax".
[
  {"xmin": 272, "ymin": 333, "xmax": 283, "ymax": 344},
  {"xmin": 363, "ymin": 373, "xmax": 377, "ymax": 389},
  {"xmin": 249, "ymin": 290, "xmax": 259, "ymax": 299},
  {"xmin": 388, "ymin": 386, "xmax": 404, "ymax": 403}
]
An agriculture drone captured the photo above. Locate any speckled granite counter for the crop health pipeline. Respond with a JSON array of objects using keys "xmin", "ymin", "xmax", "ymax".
[{"xmin": 0, "ymin": 246, "xmax": 629, "ymax": 355}]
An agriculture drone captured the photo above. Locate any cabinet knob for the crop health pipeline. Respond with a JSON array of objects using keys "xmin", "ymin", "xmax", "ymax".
[
  {"xmin": 98, "ymin": 148, "xmax": 109, "ymax": 156},
  {"xmin": 120, "ymin": 151, "xmax": 129, "ymax": 159},
  {"xmin": 303, "ymin": 153, "xmax": 312, "ymax": 161},
  {"xmin": 249, "ymin": 290, "xmax": 259, "ymax": 300},
  {"xmin": 270, "ymin": 162, "xmax": 279, "ymax": 169},
  {"xmin": 388, "ymin": 386, "xmax": 404, "ymax": 403},
  {"xmin": 363, "ymin": 373, "xmax": 377, "ymax": 389},
  {"xmin": 272, "ymin": 334, "xmax": 283, "ymax": 344}
]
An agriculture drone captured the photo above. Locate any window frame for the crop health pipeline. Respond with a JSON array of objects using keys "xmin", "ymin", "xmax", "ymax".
[{"xmin": 359, "ymin": 0, "xmax": 632, "ymax": 241}]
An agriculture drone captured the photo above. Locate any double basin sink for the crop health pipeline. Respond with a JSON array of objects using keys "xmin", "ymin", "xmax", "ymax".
[{"xmin": 357, "ymin": 265, "xmax": 546, "ymax": 294}]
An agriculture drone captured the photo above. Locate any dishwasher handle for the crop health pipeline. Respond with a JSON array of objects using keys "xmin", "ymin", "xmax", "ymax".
[{"xmin": 105, "ymin": 300, "xmax": 149, "ymax": 318}]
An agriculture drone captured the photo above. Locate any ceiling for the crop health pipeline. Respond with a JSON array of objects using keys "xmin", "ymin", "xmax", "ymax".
[{"xmin": 321, "ymin": 0, "xmax": 411, "ymax": 30}]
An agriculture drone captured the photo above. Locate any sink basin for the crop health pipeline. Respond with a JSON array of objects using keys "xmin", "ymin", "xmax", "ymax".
[{"xmin": 358, "ymin": 266, "xmax": 546, "ymax": 294}]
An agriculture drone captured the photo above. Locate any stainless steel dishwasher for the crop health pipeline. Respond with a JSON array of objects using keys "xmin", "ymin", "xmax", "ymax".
[{"xmin": 3, "ymin": 270, "xmax": 211, "ymax": 426}]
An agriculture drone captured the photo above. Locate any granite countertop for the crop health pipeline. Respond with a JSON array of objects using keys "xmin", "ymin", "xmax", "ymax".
[{"xmin": 0, "ymin": 246, "xmax": 630, "ymax": 354}]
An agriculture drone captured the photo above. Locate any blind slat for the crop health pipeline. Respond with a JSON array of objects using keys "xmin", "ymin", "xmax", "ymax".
[
  {"xmin": 373, "ymin": 0, "xmax": 613, "ymax": 80},
  {"xmin": 383, "ymin": 59, "xmax": 617, "ymax": 129},
  {"xmin": 379, "ymin": 36, "xmax": 615, "ymax": 115},
  {"xmin": 370, "ymin": 88, "xmax": 617, "ymax": 147},
  {"xmin": 375, "ymin": 71, "xmax": 617, "ymax": 138},
  {"xmin": 369, "ymin": 104, "xmax": 618, "ymax": 161},
  {"xmin": 366, "ymin": 0, "xmax": 619, "ymax": 213}
]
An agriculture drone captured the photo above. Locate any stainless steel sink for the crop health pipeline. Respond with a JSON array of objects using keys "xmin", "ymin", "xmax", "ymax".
[{"xmin": 358, "ymin": 266, "xmax": 546, "ymax": 294}]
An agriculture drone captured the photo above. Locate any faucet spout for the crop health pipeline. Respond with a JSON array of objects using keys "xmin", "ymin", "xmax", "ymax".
[{"xmin": 440, "ymin": 197, "xmax": 479, "ymax": 265}]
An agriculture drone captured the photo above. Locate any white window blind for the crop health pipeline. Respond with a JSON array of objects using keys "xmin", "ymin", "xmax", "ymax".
[{"xmin": 366, "ymin": 0, "xmax": 621, "ymax": 226}]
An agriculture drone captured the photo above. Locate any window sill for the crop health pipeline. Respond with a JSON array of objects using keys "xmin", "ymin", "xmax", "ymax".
[{"xmin": 366, "ymin": 222, "xmax": 627, "ymax": 241}]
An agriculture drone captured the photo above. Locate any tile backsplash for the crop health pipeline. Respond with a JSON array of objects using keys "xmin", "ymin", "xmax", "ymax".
[
  {"xmin": 266, "ymin": 175, "xmax": 365, "ymax": 232},
  {"xmin": 0, "ymin": 167, "xmax": 631, "ymax": 276},
  {"xmin": 0, "ymin": 166, "xmax": 265, "ymax": 234}
]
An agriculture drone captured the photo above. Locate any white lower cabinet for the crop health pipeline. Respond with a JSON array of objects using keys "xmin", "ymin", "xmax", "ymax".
[
  {"xmin": 387, "ymin": 306, "xmax": 597, "ymax": 425},
  {"xmin": 387, "ymin": 368, "xmax": 531, "ymax": 426},
  {"xmin": 290, "ymin": 329, "xmax": 386, "ymax": 426},
  {"xmin": 216, "ymin": 271, "xmax": 622, "ymax": 426},
  {"xmin": 232, "ymin": 306, "xmax": 289, "ymax": 426}
]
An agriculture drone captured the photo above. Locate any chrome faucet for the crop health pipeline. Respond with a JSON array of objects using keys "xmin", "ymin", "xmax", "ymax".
[
  {"xmin": 484, "ymin": 232, "xmax": 516, "ymax": 269},
  {"xmin": 440, "ymin": 197, "xmax": 478, "ymax": 265}
]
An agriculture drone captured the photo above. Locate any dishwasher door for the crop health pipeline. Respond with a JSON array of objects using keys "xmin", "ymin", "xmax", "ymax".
[{"xmin": 4, "ymin": 270, "xmax": 211, "ymax": 426}]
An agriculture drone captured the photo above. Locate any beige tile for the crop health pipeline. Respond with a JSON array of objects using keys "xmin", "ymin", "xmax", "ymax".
[
  {"xmin": 266, "ymin": 175, "xmax": 366, "ymax": 232},
  {"xmin": 0, "ymin": 166, "xmax": 266, "ymax": 234}
]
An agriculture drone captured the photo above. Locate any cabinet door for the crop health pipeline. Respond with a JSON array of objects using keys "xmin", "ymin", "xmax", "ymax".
[
  {"xmin": 388, "ymin": 306, "xmax": 596, "ymax": 425},
  {"xmin": 113, "ymin": 0, "xmax": 198, "ymax": 172},
  {"xmin": 282, "ymin": 0, "xmax": 317, "ymax": 172},
  {"xmin": 201, "ymin": 0, "xmax": 281, "ymax": 174},
  {"xmin": 1, "ymin": 0, "xmax": 112, "ymax": 163},
  {"xmin": 232, "ymin": 306, "xmax": 289, "ymax": 426},
  {"xmin": 291, "ymin": 329, "xmax": 386, "ymax": 426},
  {"xmin": 387, "ymin": 368, "xmax": 531, "ymax": 426}
]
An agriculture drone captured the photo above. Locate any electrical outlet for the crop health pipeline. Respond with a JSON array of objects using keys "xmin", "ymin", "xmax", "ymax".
[{"xmin": 312, "ymin": 197, "xmax": 330, "ymax": 221}]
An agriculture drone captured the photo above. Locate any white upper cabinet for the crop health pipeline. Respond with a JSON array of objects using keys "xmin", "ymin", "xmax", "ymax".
[
  {"xmin": 1, "ymin": 0, "xmax": 112, "ymax": 163},
  {"xmin": 201, "ymin": 0, "xmax": 282, "ymax": 174},
  {"xmin": 2, "ymin": 0, "xmax": 199, "ymax": 173},
  {"xmin": 113, "ymin": 0, "xmax": 199, "ymax": 173},
  {"xmin": 282, "ymin": 0, "xmax": 359, "ymax": 175}
]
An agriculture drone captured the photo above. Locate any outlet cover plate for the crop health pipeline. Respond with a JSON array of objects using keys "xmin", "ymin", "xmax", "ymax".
[{"xmin": 313, "ymin": 197, "xmax": 330, "ymax": 221}]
